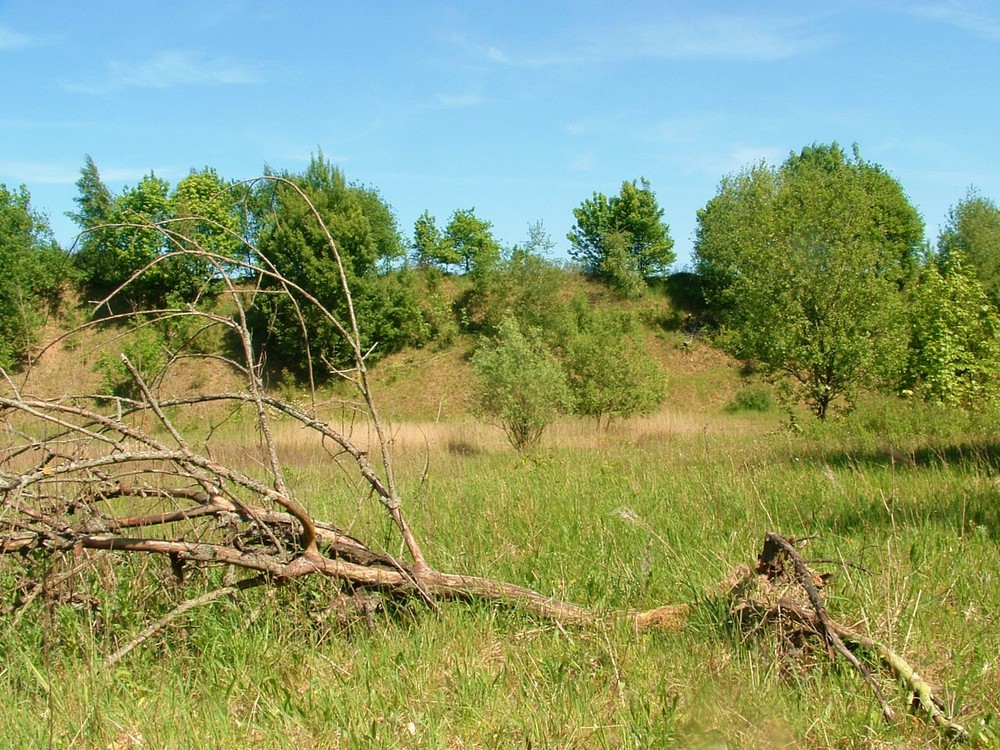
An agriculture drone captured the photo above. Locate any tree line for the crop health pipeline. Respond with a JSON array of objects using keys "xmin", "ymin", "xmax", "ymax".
[{"xmin": 1, "ymin": 143, "xmax": 999, "ymax": 443}]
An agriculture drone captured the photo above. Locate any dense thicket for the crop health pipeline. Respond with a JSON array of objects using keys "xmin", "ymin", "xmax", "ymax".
[
  {"xmin": 464, "ymin": 224, "xmax": 667, "ymax": 446},
  {"xmin": 937, "ymin": 188, "xmax": 1000, "ymax": 307},
  {"xmin": 903, "ymin": 250, "xmax": 1000, "ymax": 407}
]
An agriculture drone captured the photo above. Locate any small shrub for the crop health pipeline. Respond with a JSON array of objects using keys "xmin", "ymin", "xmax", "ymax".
[
  {"xmin": 95, "ymin": 324, "xmax": 169, "ymax": 399},
  {"xmin": 727, "ymin": 385, "xmax": 775, "ymax": 413},
  {"xmin": 471, "ymin": 315, "xmax": 573, "ymax": 451}
]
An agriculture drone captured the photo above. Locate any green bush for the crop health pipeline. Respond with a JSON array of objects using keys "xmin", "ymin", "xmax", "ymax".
[
  {"xmin": 95, "ymin": 324, "xmax": 169, "ymax": 400},
  {"xmin": 471, "ymin": 316, "xmax": 573, "ymax": 451},
  {"xmin": 726, "ymin": 385, "xmax": 775, "ymax": 413},
  {"xmin": 560, "ymin": 302, "xmax": 666, "ymax": 426}
]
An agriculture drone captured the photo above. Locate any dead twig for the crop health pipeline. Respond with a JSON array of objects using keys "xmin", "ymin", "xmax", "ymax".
[{"xmin": 105, "ymin": 575, "xmax": 269, "ymax": 668}]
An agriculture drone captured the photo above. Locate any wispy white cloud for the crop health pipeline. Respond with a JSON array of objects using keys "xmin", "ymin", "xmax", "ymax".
[
  {"xmin": 433, "ymin": 92, "xmax": 487, "ymax": 108},
  {"xmin": 0, "ymin": 24, "xmax": 35, "ymax": 50},
  {"xmin": 625, "ymin": 15, "xmax": 834, "ymax": 61},
  {"xmin": 0, "ymin": 160, "xmax": 176, "ymax": 185},
  {"xmin": 568, "ymin": 151, "xmax": 598, "ymax": 173},
  {"xmin": 906, "ymin": 0, "xmax": 1000, "ymax": 40},
  {"xmin": 0, "ymin": 161, "xmax": 80, "ymax": 185},
  {"xmin": 476, "ymin": 14, "xmax": 833, "ymax": 68},
  {"xmin": 652, "ymin": 142, "xmax": 787, "ymax": 183},
  {"xmin": 729, "ymin": 145, "xmax": 785, "ymax": 167},
  {"xmin": 65, "ymin": 50, "xmax": 263, "ymax": 94}
]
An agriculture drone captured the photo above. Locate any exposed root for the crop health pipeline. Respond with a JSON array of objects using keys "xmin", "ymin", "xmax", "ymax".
[{"xmin": 752, "ymin": 532, "xmax": 970, "ymax": 742}]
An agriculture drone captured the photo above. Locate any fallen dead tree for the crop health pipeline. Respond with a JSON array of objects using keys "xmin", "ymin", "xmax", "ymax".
[{"xmin": 0, "ymin": 182, "xmax": 974, "ymax": 742}]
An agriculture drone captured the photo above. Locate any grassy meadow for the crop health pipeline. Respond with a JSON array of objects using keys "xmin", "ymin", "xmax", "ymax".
[{"xmin": 2, "ymin": 330, "xmax": 999, "ymax": 749}]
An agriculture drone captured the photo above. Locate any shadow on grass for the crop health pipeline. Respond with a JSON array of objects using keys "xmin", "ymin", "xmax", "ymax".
[
  {"xmin": 827, "ymin": 486, "xmax": 998, "ymax": 541},
  {"xmin": 799, "ymin": 442, "xmax": 1000, "ymax": 541},
  {"xmin": 827, "ymin": 443, "xmax": 1000, "ymax": 472}
]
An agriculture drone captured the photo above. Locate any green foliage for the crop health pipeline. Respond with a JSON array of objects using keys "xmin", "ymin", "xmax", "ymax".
[
  {"xmin": 0, "ymin": 184, "xmax": 71, "ymax": 370},
  {"xmin": 695, "ymin": 143, "xmax": 920, "ymax": 418},
  {"xmin": 95, "ymin": 323, "xmax": 169, "ymax": 399},
  {"xmin": 462, "ymin": 221, "xmax": 565, "ymax": 334},
  {"xmin": 597, "ymin": 229, "xmax": 646, "ymax": 298},
  {"xmin": 903, "ymin": 251, "xmax": 1000, "ymax": 408},
  {"xmin": 568, "ymin": 178, "xmax": 674, "ymax": 286},
  {"xmin": 695, "ymin": 144, "xmax": 924, "ymax": 315},
  {"xmin": 693, "ymin": 162, "xmax": 779, "ymax": 314},
  {"xmin": 938, "ymin": 188, "xmax": 1000, "ymax": 306},
  {"xmin": 70, "ymin": 157, "xmax": 243, "ymax": 311},
  {"xmin": 411, "ymin": 210, "xmax": 460, "ymax": 270},
  {"xmin": 71, "ymin": 159, "xmax": 170, "ymax": 309},
  {"xmin": 445, "ymin": 208, "xmax": 501, "ymax": 276},
  {"xmin": 471, "ymin": 316, "xmax": 572, "ymax": 450},
  {"xmin": 247, "ymin": 154, "xmax": 429, "ymax": 379},
  {"xmin": 726, "ymin": 385, "xmax": 776, "ymax": 413},
  {"xmin": 560, "ymin": 303, "xmax": 666, "ymax": 425},
  {"xmin": 170, "ymin": 167, "xmax": 246, "ymax": 260}
]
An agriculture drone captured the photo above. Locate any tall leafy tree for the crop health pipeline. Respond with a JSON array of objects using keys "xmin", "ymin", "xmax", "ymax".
[
  {"xmin": 693, "ymin": 163, "xmax": 779, "ymax": 314},
  {"xmin": 445, "ymin": 208, "xmax": 501, "ymax": 275},
  {"xmin": 248, "ymin": 154, "xmax": 427, "ymax": 379},
  {"xmin": 694, "ymin": 143, "xmax": 920, "ymax": 418},
  {"xmin": 71, "ymin": 158, "xmax": 169, "ymax": 309},
  {"xmin": 171, "ymin": 167, "xmax": 245, "ymax": 258},
  {"xmin": 937, "ymin": 188, "xmax": 1000, "ymax": 306},
  {"xmin": 411, "ymin": 210, "xmax": 460, "ymax": 270},
  {"xmin": 696, "ymin": 144, "xmax": 923, "ymax": 315},
  {"xmin": 0, "ymin": 184, "xmax": 71, "ymax": 369},
  {"xmin": 568, "ymin": 178, "xmax": 674, "ymax": 292},
  {"xmin": 70, "ymin": 157, "xmax": 242, "ymax": 310}
]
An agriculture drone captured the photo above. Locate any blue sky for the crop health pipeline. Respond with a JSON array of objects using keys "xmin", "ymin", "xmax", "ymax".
[{"xmin": 2, "ymin": 1, "xmax": 999, "ymax": 268}]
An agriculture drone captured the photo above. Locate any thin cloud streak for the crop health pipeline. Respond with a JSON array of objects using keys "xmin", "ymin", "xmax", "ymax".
[
  {"xmin": 0, "ymin": 24, "xmax": 34, "ymax": 49},
  {"xmin": 0, "ymin": 160, "xmax": 174, "ymax": 185},
  {"xmin": 64, "ymin": 50, "xmax": 263, "ymax": 94},
  {"xmin": 479, "ymin": 14, "xmax": 833, "ymax": 68},
  {"xmin": 433, "ymin": 92, "xmax": 487, "ymax": 109},
  {"xmin": 0, "ymin": 161, "xmax": 80, "ymax": 185},
  {"xmin": 907, "ymin": 0, "xmax": 1000, "ymax": 40}
]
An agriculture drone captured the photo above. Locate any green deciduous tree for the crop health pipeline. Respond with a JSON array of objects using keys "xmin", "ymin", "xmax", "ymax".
[
  {"xmin": 693, "ymin": 163, "xmax": 779, "ymax": 315},
  {"xmin": 445, "ymin": 208, "xmax": 501, "ymax": 276},
  {"xmin": 170, "ymin": 167, "xmax": 246, "ymax": 260},
  {"xmin": 248, "ymin": 154, "xmax": 428, "ymax": 380},
  {"xmin": 471, "ymin": 315, "xmax": 573, "ymax": 451},
  {"xmin": 411, "ymin": 210, "xmax": 460, "ymax": 270},
  {"xmin": 71, "ymin": 160, "xmax": 170, "ymax": 309},
  {"xmin": 694, "ymin": 143, "xmax": 920, "ymax": 418},
  {"xmin": 937, "ymin": 188, "xmax": 1000, "ymax": 306},
  {"xmin": 70, "ymin": 158, "xmax": 244, "ymax": 311},
  {"xmin": 695, "ymin": 144, "xmax": 924, "ymax": 316},
  {"xmin": 903, "ymin": 251, "xmax": 1000, "ymax": 408},
  {"xmin": 0, "ymin": 184, "xmax": 71, "ymax": 369},
  {"xmin": 568, "ymin": 178, "xmax": 674, "ymax": 291},
  {"xmin": 560, "ymin": 303, "xmax": 666, "ymax": 426}
]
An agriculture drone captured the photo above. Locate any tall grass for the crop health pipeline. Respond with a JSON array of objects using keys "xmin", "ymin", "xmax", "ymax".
[{"xmin": 2, "ymin": 399, "xmax": 998, "ymax": 748}]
